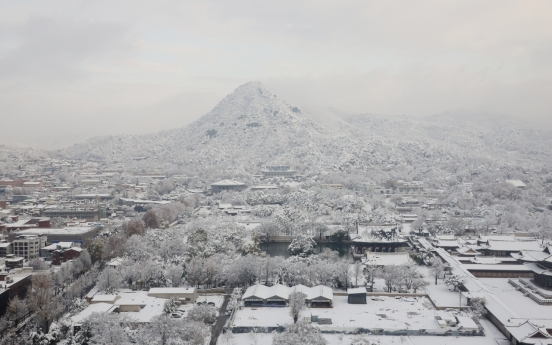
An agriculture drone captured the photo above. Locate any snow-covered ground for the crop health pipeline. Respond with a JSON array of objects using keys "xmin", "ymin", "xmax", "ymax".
[
  {"xmin": 222, "ymin": 319, "xmax": 508, "ymax": 345},
  {"xmin": 232, "ymin": 296, "xmax": 445, "ymax": 331},
  {"xmin": 223, "ymin": 318, "xmax": 507, "ymax": 345},
  {"xmin": 419, "ymin": 266, "xmax": 466, "ymax": 308},
  {"xmin": 176, "ymin": 295, "xmax": 225, "ymax": 317},
  {"xmin": 479, "ymin": 278, "xmax": 552, "ymax": 319},
  {"xmin": 313, "ymin": 296, "xmax": 440, "ymax": 331},
  {"xmin": 196, "ymin": 294, "xmax": 225, "ymax": 308},
  {"xmin": 233, "ymin": 306, "xmax": 292, "ymax": 327}
]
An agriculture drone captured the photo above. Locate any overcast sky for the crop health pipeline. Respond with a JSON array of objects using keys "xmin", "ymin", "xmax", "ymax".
[{"xmin": 1, "ymin": 1, "xmax": 551, "ymax": 148}]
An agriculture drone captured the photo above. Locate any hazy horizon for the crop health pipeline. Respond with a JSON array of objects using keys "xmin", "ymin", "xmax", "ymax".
[{"xmin": 1, "ymin": 1, "xmax": 552, "ymax": 149}]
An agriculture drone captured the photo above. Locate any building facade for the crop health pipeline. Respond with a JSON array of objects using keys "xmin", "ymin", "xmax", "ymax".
[
  {"xmin": 43, "ymin": 208, "xmax": 102, "ymax": 221},
  {"xmin": 12, "ymin": 235, "xmax": 46, "ymax": 260},
  {"xmin": 210, "ymin": 180, "xmax": 246, "ymax": 193},
  {"xmin": 261, "ymin": 165, "xmax": 296, "ymax": 178}
]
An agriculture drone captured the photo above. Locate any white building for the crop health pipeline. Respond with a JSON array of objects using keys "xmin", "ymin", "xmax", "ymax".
[
  {"xmin": 506, "ymin": 179, "xmax": 526, "ymax": 189},
  {"xmin": 12, "ymin": 235, "xmax": 46, "ymax": 260}
]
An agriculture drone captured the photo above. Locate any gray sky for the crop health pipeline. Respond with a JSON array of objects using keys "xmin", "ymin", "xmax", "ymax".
[{"xmin": 1, "ymin": 1, "xmax": 551, "ymax": 148}]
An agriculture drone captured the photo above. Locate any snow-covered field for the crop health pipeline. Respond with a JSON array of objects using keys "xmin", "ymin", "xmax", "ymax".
[
  {"xmin": 479, "ymin": 278, "xmax": 552, "ymax": 319},
  {"xmin": 232, "ymin": 296, "xmax": 445, "ymax": 331},
  {"xmin": 232, "ymin": 306, "xmax": 292, "ymax": 327},
  {"xmin": 418, "ymin": 266, "xmax": 466, "ymax": 308},
  {"xmin": 196, "ymin": 294, "xmax": 225, "ymax": 308},
  {"xmin": 222, "ymin": 318, "xmax": 508, "ymax": 345},
  {"xmin": 313, "ymin": 296, "xmax": 440, "ymax": 331}
]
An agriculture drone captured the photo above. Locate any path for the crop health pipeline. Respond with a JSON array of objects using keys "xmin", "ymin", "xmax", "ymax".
[{"xmin": 209, "ymin": 294, "xmax": 230, "ymax": 345}]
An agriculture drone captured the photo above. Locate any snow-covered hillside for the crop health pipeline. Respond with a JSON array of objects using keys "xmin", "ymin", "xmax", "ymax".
[
  {"xmin": 61, "ymin": 81, "xmax": 358, "ymax": 175},
  {"xmin": 59, "ymin": 81, "xmax": 552, "ymax": 179}
]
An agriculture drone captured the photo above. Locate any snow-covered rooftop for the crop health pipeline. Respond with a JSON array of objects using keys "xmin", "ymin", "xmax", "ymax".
[
  {"xmin": 71, "ymin": 303, "xmax": 117, "ymax": 324},
  {"xmin": 211, "ymin": 179, "xmax": 245, "ymax": 186}
]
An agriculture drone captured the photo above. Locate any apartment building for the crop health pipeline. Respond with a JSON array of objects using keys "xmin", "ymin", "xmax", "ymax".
[{"xmin": 12, "ymin": 235, "xmax": 46, "ymax": 260}]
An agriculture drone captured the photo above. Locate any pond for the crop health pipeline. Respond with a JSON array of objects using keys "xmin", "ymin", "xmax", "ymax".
[{"xmin": 261, "ymin": 242, "xmax": 352, "ymax": 260}]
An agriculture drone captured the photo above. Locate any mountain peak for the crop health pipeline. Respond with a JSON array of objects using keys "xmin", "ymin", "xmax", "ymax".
[
  {"xmin": 236, "ymin": 80, "xmax": 266, "ymax": 90},
  {"xmin": 227, "ymin": 81, "xmax": 274, "ymax": 100},
  {"xmin": 196, "ymin": 81, "xmax": 304, "ymax": 127}
]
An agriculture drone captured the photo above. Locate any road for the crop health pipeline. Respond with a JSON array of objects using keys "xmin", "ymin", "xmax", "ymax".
[{"xmin": 209, "ymin": 294, "xmax": 230, "ymax": 345}]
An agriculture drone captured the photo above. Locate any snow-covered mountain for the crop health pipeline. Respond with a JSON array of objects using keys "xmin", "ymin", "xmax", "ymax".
[
  {"xmin": 61, "ymin": 81, "xmax": 359, "ymax": 175},
  {"xmin": 60, "ymin": 81, "xmax": 552, "ymax": 178}
]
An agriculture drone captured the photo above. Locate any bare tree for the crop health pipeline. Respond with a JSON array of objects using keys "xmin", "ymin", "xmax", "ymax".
[
  {"xmin": 84, "ymin": 238, "xmax": 104, "ymax": 264},
  {"xmin": 257, "ymin": 222, "xmax": 280, "ymax": 243},
  {"xmin": 126, "ymin": 219, "xmax": 146, "ymax": 237},
  {"xmin": 28, "ymin": 274, "xmax": 61, "ymax": 332},
  {"xmin": 166, "ymin": 265, "xmax": 184, "ymax": 287},
  {"xmin": 103, "ymin": 234, "xmax": 127, "ymax": 259},
  {"xmin": 335, "ymin": 259, "xmax": 351, "ymax": 289},
  {"xmin": 138, "ymin": 315, "xmax": 207, "ymax": 345},
  {"xmin": 80, "ymin": 313, "xmax": 132, "ymax": 345},
  {"xmin": 273, "ymin": 321, "xmax": 326, "ymax": 345},
  {"xmin": 186, "ymin": 257, "xmax": 205, "ymax": 288},
  {"xmin": 363, "ymin": 263, "xmax": 381, "ymax": 292},
  {"xmin": 97, "ymin": 267, "xmax": 122, "ymax": 294},
  {"xmin": 143, "ymin": 210, "xmax": 160, "ymax": 229},
  {"xmin": 289, "ymin": 291, "xmax": 306, "ymax": 324},
  {"xmin": 352, "ymin": 262, "xmax": 363, "ymax": 287},
  {"xmin": 411, "ymin": 277, "xmax": 429, "ymax": 293},
  {"xmin": 163, "ymin": 297, "xmax": 179, "ymax": 315},
  {"xmin": 314, "ymin": 222, "xmax": 330, "ymax": 240},
  {"xmin": 26, "ymin": 258, "xmax": 50, "ymax": 271},
  {"xmin": 399, "ymin": 262, "xmax": 426, "ymax": 291},
  {"xmin": 7, "ymin": 296, "xmax": 28, "ymax": 327},
  {"xmin": 78, "ymin": 249, "xmax": 93, "ymax": 270},
  {"xmin": 188, "ymin": 304, "xmax": 217, "ymax": 324},
  {"xmin": 380, "ymin": 265, "xmax": 401, "ymax": 293},
  {"xmin": 429, "ymin": 257, "xmax": 446, "ymax": 285}
]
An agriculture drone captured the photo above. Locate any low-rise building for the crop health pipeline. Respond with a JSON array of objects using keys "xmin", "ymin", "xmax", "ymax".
[
  {"xmin": 80, "ymin": 179, "xmax": 101, "ymax": 186},
  {"xmin": 385, "ymin": 179, "xmax": 424, "ymax": 193},
  {"xmin": 12, "ymin": 226, "xmax": 99, "ymax": 245},
  {"xmin": 118, "ymin": 198, "xmax": 171, "ymax": 207},
  {"xmin": 210, "ymin": 180, "xmax": 246, "ymax": 193},
  {"xmin": 347, "ymin": 288, "xmax": 367, "ymax": 304},
  {"xmin": 0, "ymin": 242, "xmax": 13, "ymax": 257},
  {"xmin": 52, "ymin": 247, "xmax": 83, "ymax": 265},
  {"xmin": 5, "ymin": 256, "xmax": 24, "ymax": 269},
  {"xmin": 43, "ymin": 207, "xmax": 102, "ymax": 221},
  {"xmin": 3, "ymin": 217, "xmax": 51, "ymax": 231},
  {"xmin": 481, "ymin": 240, "xmax": 543, "ymax": 257},
  {"xmin": 147, "ymin": 287, "xmax": 197, "ymax": 304},
  {"xmin": 243, "ymin": 284, "xmax": 333, "ymax": 308},
  {"xmin": 22, "ymin": 181, "xmax": 43, "ymax": 188},
  {"xmin": 506, "ymin": 179, "xmax": 526, "ymax": 189},
  {"xmin": 261, "ymin": 165, "xmax": 296, "ymax": 178},
  {"xmin": 40, "ymin": 242, "xmax": 74, "ymax": 261},
  {"xmin": 243, "ymin": 284, "xmax": 289, "ymax": 307},
  {"xmin": 0, "ymin": 272, "xmax": 32, "ymax": 316},
  {"xmin": 305, "ymin": 285, "xmax": 333, "ymax": 308},
  {"xmin": 73, "ymin": 194, "xmax": 114, "ymax": 201},
  {"xmin": 518, "ymin": 246, "xmax": 552, "ymax": 289}
]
